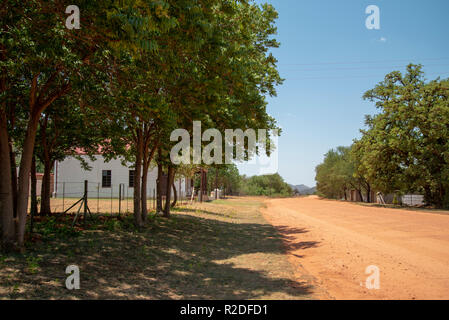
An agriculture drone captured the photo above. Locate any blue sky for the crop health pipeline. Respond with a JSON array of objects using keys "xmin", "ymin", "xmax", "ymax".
[{"xmin": 238, "ymin": 0, "xmax": 449, "ymax": 187}]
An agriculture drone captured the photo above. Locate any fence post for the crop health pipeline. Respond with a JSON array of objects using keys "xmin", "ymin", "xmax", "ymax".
[
  {"xmin": 62, "ymin": 182, "xmax": 65, "ymax": 212},
  {"xmin": 83, "ymin": 180, "xmax": 88, "ymax": 225},
  {"xmin": 111, "ymin": 185, "xmax": 113, "ymax": 214},
  {"xmin": 97, "ymin": 182, "xmax": 100, "ymax": 214},
  {"xmin": 119, "ymin": 184, "xmax": 122, "ymax": 216},
  {"xmin": 153, "ymin": 188, "xmax": 155, "ymax": 210}
]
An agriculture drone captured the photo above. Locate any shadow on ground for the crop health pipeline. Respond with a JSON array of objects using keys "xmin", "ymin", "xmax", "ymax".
[
  {"xmin": 0, "ymin": 201, "xmax": 317, "ymax": 300},
  {"xmin": 274, "ymin": 225, "xmax": 320, "ymax": 251}
]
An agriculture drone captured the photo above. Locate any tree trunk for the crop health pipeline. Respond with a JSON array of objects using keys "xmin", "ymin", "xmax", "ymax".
[
  {"xmin": 435, "ymin": 183, "xmax": 445, "ymax": 209},
  {"xmin": 357, "ymin": 189, "xmax": 364, "ymax": 203},
  {"xmin": 141, "ymin": 144, "xmax": 157, "ymax": 222},
  {"xmin": 443, "ymin": 187, "xmax": 449, "ymax": 209},
  {"xmin": 199, "ymin": 168, "xmax": 203, "ymax": 202},
  {"xmin": 156, "ymin": 162, "xmax": 163, "ymax": 213},
  {"xmin": 141, "ymin": 153, "xmax": 148, "ymax": 222},
  {"xmin": 163, "ymin": 166, "xmax": 175, "ymax": 217},
  {"xmin": 30, "ymin": 156, "xmax": 38, "ymax": 217},
  {"xmin": 133, "ymin": 127, "xmax": 143, "ymax": 227},
  {"xmin": 366, "ymin": 182, "xmax": 371, "ymax": 203},
  {"xmin": 171, "ymin": 182, "xmax": 177, "ymax": 208},
  {"xmin": 8, "ymin": 139, "xmax": 17, "ymax": 218},
  {"xmin": 14, "ymin": 72, "xmax": 71, "ymax": 247},
  {"xmin": 40, "ymin": 157, "xmax": 52, "ymax": 215},
  {"xmin": 0, "ymin": 111, "xmax": 15, "ymax": 251},
  {"xmin": 16, "ymin": 114, "xmax": 40, "ymax": 247}
]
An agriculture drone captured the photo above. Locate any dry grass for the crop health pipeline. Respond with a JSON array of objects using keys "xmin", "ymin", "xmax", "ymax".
[
  {"xmin": 1, "ymin": 197, "xmax": 315, "ymax": 300},
  {"xmin": 31, "ymin": 197, "xmax": 190, "ymax": 215}
]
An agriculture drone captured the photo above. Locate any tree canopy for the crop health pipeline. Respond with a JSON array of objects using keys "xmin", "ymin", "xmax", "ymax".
[
  {"xmin": 315, "ymin": 65, "xmax": 449, "ymax": 208},
  {"xmin": 1, "ymin": 0, "xmax": 283, "ymax": 251},
  {"xmin": 240, "ymin": 173, "xmax": 292, "ymax": 197}
]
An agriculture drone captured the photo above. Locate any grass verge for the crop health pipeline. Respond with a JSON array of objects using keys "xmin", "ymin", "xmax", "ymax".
[{"xmin": 0, "ymin": 197, "xmax": 314, "ymax": 299}]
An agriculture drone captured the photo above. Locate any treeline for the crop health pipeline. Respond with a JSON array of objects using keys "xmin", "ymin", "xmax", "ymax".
[
  {"xmin": 0, "ymin": 1, "xmax": 282, "ymax": 251},
  {"xmin": 205, "ymin": 166, "xmax": 293, "ymax": 197},
  {"xmin": 315, "ymin": 146, "xmax": 371, "ymax": 201},
  {"xmin": 316, "ymin": 65, "xmax": 449, "ymax": 208},
  {"xmin": 206, "ymin": 165, "xmax": 242, "ymax": 196},
  {"xmin": 240, "ymin": 173, "xmax": 292, "ymax": 197}
]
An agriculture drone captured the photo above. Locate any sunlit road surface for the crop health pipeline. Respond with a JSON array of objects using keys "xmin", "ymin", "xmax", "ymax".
[{"xmin": 262, "ymin": 196, "xmax": 449, "ymax": 300}]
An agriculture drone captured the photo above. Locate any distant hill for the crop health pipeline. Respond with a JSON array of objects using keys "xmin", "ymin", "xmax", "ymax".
[
  {"xmin": 307, "ymin": 186, "xmax": 316, "ymax": 194},
  {"xmin": 289, "ymin": 184, "xmax": 316, "ymax": 195}
]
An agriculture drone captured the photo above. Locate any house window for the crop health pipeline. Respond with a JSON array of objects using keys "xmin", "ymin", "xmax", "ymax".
[
  {"xmin": 129, "ymin": 170, "xmax": 135, "ymax": 188},
  {"xmin": 102, "ymin": 170, "xmax": 111, "ymax": 188}
]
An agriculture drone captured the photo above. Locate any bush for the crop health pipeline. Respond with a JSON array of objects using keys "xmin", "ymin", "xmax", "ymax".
[{"xmin": 240, "ymin": 173, "xmax": 292, "ymax": 197}]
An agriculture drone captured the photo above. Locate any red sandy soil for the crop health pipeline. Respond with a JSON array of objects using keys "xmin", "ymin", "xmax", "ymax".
[{"xmin": 261, "ymin": 196, "xmax": 449, "ymax": 300}]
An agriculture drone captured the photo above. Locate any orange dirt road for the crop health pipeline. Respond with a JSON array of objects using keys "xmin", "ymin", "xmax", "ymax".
[{"xmin": 261, "ymin": 196, "xmax": 449, "ymax": 300}]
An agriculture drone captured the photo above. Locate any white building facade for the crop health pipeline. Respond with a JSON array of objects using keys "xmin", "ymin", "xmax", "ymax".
[{"xmin": 54, "ymin": 155, "xmax": 190, "ymax": 199}]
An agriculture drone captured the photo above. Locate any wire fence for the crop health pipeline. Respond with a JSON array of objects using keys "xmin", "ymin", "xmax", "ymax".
[{"xmin": 45, "ymin": 181, "xmax": 192, "ymax": 215}]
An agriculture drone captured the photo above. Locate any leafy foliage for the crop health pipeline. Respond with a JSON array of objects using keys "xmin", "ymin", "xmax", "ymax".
[
  {"xmin": 240, "ymin": 173, "xmax": 292, "ymax": 197},
  {"xmin": 316, "ymin": 65, "xmax": 449, "ymax": 208},
  {"xmin": 1, "ymin": 0, "xmax": 284, "ymax": 249},
  {"xmin": 354, "ymin": 65, "xmax": 449, "ymax": 208}
]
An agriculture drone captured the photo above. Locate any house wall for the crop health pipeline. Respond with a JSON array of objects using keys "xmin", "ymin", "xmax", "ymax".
[
  {"xmin": 348, "ymin": 188, "xmax": 425, "ymax": 206},
  {"xmin": 349, "ymin": 190, "xmax": 363, "ymax": 202},
  {"xmin": 401, "ymin": 194, "xmax": 425, "ymax": 206},
  {"xmin": 376, "ymin": 192, "xmax": 424, "ymax": 206},
  {"xmin": 54, "ymin": 155, "xmax": 188, "ymax": 198}
]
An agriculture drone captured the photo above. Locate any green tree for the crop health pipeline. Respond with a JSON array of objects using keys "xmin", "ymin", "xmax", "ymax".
[
  {"xmin": 357, "ymin": 64, "xmax": 449, "ymax": 208},
  {"xmin": 33, "ymin": 95, "xmax": 107, "ymax": 215},
  {"xmin": 315, "ymin": 146, "xmax": 370, "ymax": 201},
  {"xmin": 315, "ymin": 147, "xmax": 352, "ymax": 200},
  {"xmin": 240, "ymin": 173, "xmax": 292, "ymax": 197},
  {"xmin": 154, "ymin": 1, "xmax": 283, "ymax": 216},
  {"xmin": 207, "ymin": 164, "xmax": 242, "ymax": 196},
  {"xmin": 1, "ymin": 0, "xmax": 175, "ymax": 249}
]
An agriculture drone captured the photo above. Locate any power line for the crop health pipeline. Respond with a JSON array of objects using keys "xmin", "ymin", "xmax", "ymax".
[
  {"xmin": 279, "ymin": 57, "xmax": 449, "ymax": 67},
  {"xmin": 281, "ymin": 63, "xmax": 449, "ymax": 73},
  {"xmin": 287, "ymin": 71, "xmax": 449, "ymax": 81}
]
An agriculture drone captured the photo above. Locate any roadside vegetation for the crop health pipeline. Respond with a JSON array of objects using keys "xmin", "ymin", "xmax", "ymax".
[
  {"xmin": 315, "ymin": 65, "xmax": 449, "ymax": 209},
  {"xmin": 0, "ymin": 198, "xmax": 314, "ymax": 300},
  {"xmin": 0, "ymin": 1, "xmax": 282, "ymax": 251},
  {"xmin": 205, "ymin": 167, "xmax": 293, "ymax": 198},
  {"xmin": 240, "ymin": 173, "xmax": 293, "ymax": 197}
]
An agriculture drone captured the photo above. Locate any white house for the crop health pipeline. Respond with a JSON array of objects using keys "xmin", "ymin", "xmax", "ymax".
[{"xmin": 53, "ymin": 154, "xmax": 191, "ymax": 199}]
